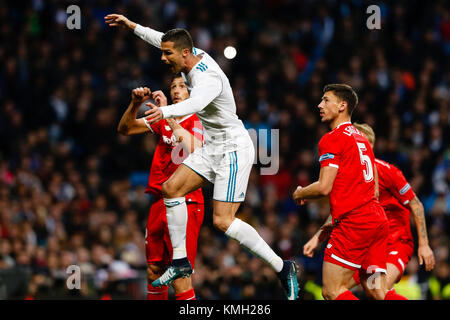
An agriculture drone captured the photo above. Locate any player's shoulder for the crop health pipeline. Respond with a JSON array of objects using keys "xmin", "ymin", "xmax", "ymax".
[
  {"xmin": 192, "ymin": 49, "xmax": 222, "ymax": 76},
  {"xmin": 374, "ymin": 158, "xmax": 392, "ymax": 179},
  {"xmin": 376, "ymin": 158, "xmax": 405, "ymax": 179},
  {"xmin": 320, "ymin": 124, "xmax": 347, "ymax": 143},
  {"xmin": 319, "ymin": 129, "xmax": 338, "ymax": 146},
  {"xmin": 375, "ymin": 158, "xmax": 391, "ymax": 169}
]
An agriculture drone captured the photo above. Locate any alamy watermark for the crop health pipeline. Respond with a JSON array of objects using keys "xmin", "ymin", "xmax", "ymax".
[
  {"xmin": 66, "ymin": 265, "xmax": 81, "ymax": 290},
  {"xmin": 66, "ymin": 5, "xmax": 81, "ymax": 30},
  {"xmin": 366, "ymin": 5, "xmax": 381, "ymax": 30},
  {"xmin": 169, "ymin": 125, "xmax": 280, "ymax": 175}
]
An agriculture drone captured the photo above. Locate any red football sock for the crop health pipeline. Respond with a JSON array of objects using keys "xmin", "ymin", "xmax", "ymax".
[
  {"xmin": 175, "ymin": 288, "xmax": 196, "ymax": 300},
  {"xmin": 147, "ymin": 284, "xmax": 169, "ymax": 300},
  {"xmin": 384, "ymin": 289, "xmax": 408, "ymax": 300},
  {"xmin": 335, "ymin": 290, "xmax": 359, "ymax": 300}
]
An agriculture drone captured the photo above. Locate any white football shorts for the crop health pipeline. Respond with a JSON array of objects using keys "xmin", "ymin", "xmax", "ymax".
[{"xmin": 182, "ymin": 138, "xmax": 255, "ymax": 203}]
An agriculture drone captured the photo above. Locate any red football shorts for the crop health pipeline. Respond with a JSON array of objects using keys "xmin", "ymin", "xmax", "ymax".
[
  {"xmin": 386, "ymin": 240, "xmax": 414, "ymax": 282},
  {"xmin": 145, "ymin": 197, "xmax": 204, "ymax": 268},
  {"xmin": 352, "ymin": 239, "xmax": 413, "ymax": 285},
  {"xmin": 324, "ymin": 202, "xmax": 389, "ymax": 274}
]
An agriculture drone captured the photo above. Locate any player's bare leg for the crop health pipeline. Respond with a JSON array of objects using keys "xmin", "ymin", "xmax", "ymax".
[
  {"xmin": 346, "ymin": 264, "xmax": 405, "ymax": 300},
  {"xmin": 152, "ymin": 164, "xmax": 207, "ymax": 288},
  {"xmin": 382, "ymin": 263, "xmax": 408, "ymax": 299},
  {"xmin": 322, "ymin": 261, "xmax": 359, "ymax": 300},
  {"xmin": 359, "ymin": 270, "xmax": 388, "ymax": 300},
  {"xmin": 214, "ymin": 200, "xmax": 300, "ymax": 300},
  {"xmin": 385, "ymin": 263, "xmax": 401, "ymax": 289}
]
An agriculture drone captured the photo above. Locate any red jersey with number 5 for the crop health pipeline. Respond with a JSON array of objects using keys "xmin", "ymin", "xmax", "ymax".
[
  {"xmin": 144, "ymin": 114, "xmax": 204, "ymax": 203},
  {"xmin": 318, "ymin": 122, "xmax": 378, "ymax": 220},
  {"xmin": 375, "ymin": 158, "xmax": 415, "ymax": 243}
]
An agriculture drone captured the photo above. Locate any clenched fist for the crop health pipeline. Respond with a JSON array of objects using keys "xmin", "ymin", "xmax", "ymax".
[{"xmin": 131, "ymin": 87, "xmax": 151, "ymax": 103}]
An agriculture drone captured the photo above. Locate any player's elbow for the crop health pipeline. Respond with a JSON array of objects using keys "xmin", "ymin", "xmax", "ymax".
[
  {"xmin": 117, "ymin": 123, "xmax": 130, "ymax": 135},
  {"xmin": 318, "ymin": 183, "xmax": 332, "ymax": 196},
  {"xmin": 409, "ymin": 196, "xmax": 424, "ymax": 211}
]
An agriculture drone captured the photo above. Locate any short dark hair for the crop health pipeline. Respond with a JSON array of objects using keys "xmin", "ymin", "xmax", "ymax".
[
  {"xmin": 173, "ymin": 72, "xmax": 183, "ymax": 79},
  {"xmin": 161, "ymin": 28, "xmax": 193, "ymax": 52},
  {"xmin": 323, "ymin": 84, "xmax": 359, "ymax": 115}
]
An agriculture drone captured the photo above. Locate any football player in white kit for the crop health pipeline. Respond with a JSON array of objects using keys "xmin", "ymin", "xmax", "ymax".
[{"xmin": 105, "ymin": 14, "xmax": 299, "ymax": 300}]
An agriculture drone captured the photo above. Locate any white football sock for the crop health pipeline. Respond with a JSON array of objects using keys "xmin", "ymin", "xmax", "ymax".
[
  {"xmin": 225, "ymin": 218, "xmax": 284, "ymax": 272},
  {"xmin": 164, "ymin": 197, "xmax": 188, "ymax": 260}
]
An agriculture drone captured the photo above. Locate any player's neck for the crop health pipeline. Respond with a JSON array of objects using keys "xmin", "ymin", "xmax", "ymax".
[
  {"xmin": 330, "ymin": 115, "xmax": 351, "ymax": 130},
  {"xmin": 184, "ymin": 54, "xmax": 202, "ymax": 74}
]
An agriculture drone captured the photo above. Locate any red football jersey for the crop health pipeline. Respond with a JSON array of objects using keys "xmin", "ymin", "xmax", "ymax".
[
  {"xmin": 375, "ymin": 158, "xmax": 415, "ymax": 243},
  {"xmin": 318, "ymin": 122, "xmax": 378, "ymax": 220},
  {"xmin": 144, "ymin": 114, "xmax": 204, "ymax": 203}
]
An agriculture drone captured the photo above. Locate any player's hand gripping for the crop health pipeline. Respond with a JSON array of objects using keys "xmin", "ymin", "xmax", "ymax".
[
  {"xmin": 151, "ymin": 90, "xmax": 168, "ymax": 107},
  {"xmin": 143, "ymin": 91, "xmax": 168, "ymax": 124},
  {"xmin": 104, "ymin": 14, "xmax": 136, "ymax": 30},
  {"xmin": 145, "ymin": 103, "xmax": 164, "ymax": 124},
  {"xmin": 418, "ymin": 244, "xmax": 435, "ymax": 271},
  {"xmin": 131, "ymin": 87, "xmax": 151, "ymax": 104}
]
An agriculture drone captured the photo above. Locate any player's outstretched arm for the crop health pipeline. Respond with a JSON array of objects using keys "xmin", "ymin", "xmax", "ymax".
[
  {"xmin": 118, "ymin": 87, "xmax": 152, "ymax": 136},
  {"xmin": 105, "ymin": 14, "xmax": 163, "ymax": 48},
  {"xmin": 105, "ymin": 14, "xmax": 136, "ymax": 30},
  {"xmin": 409, "ymin": 196, "xmax": 435, "ymax": 271},
  {"xmin": 145, "ymin": 74, "xmax": 222, "ymax": 123}
]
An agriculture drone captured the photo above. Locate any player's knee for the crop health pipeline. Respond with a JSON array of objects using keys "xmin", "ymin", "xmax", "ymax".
[
  {"xmin": 322, "ymin": 287, "xmax": 335, "ymax": 300},
  {"xmin": 322, "ymin": 284, "xmax": 343, "ymax": 300},
  {"xmin": 147, "ymin": 265, "xmax": 163, "ymax": 282},
  {"xmin": 162, "ymin": 180, "xmax": 183, "ymax": 198},
  {"xmin": 366, "ymin": 288, "xmax": 387, "ymax": 300},
  {"xmin": 212, "ymin": 215, "xmax": 232, "ymax": 232},
  {"xmin": 161, "ymin": 180, "xmax": 176, "ymax": 198}
]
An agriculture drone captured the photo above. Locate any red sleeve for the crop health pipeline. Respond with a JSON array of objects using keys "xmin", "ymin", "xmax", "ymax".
[
  {"xmin": 318, "ymin": 133, "xmax": 341, "ymax": 169},
  {"xmin": 387, "ymin": 165, "xmax": 416, "ymax": 205}
]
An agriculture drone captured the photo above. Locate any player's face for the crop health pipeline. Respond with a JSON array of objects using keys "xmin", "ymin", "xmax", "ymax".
[
  {"xmin": 170, "ymin": 77, "xmax": 189, "ymax": 103},
  {"xmin": 161, "ymin": 41, "xmax": 184, "ymax": 73},
  {"xmin": 318, "ymin": 91, "xmax": 342, "ymax": 123}
]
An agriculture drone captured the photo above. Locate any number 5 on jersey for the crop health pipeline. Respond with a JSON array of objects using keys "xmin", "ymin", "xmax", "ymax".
[{"xmin": 357, "ymin": 142, "xmax": 374, "ymax": 182}]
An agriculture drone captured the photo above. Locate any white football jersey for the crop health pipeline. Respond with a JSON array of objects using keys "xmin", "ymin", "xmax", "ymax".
[{"xmin": 134, "ymin": 24, "xmax": 251, "ymax": 154}]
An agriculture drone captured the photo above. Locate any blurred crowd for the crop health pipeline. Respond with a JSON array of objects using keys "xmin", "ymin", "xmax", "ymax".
[{"xmin": 0, "ymin": 0, "xmax": 449, "ymax": 299}]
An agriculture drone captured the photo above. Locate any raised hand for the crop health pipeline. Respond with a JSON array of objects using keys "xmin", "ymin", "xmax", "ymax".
[
  {"xmin": 152, "ymin": 90, "xmax": 168, "ymax": 107},
  {"xmin": 131, "ymin": 87, "xmax": 151, "ymax": 103},
  {"xmin": 104, "ymin": 14, "xmax": 136, "ymax": 30}
]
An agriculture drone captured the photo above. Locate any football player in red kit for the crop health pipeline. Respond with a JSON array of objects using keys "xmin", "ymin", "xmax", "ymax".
[
  {"xmin": 349, "ymin": 123, "xmax": 435, "ymax": 290},
  {"xmin": 118, "ymin": 75, "xmax": 204, "ymax": 300},
  {"xmin": 294, "ymin": 84, "xmax": 407, "ymax": 300}
]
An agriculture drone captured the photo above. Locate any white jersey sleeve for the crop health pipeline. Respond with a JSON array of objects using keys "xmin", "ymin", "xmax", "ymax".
[
  {"xmin": 161, "ymin": 71, "xmax": 222, "ymax": 118},
  {"xmin": 133, "ymin": 24, "xmax": 163, "ymax": 48}
]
